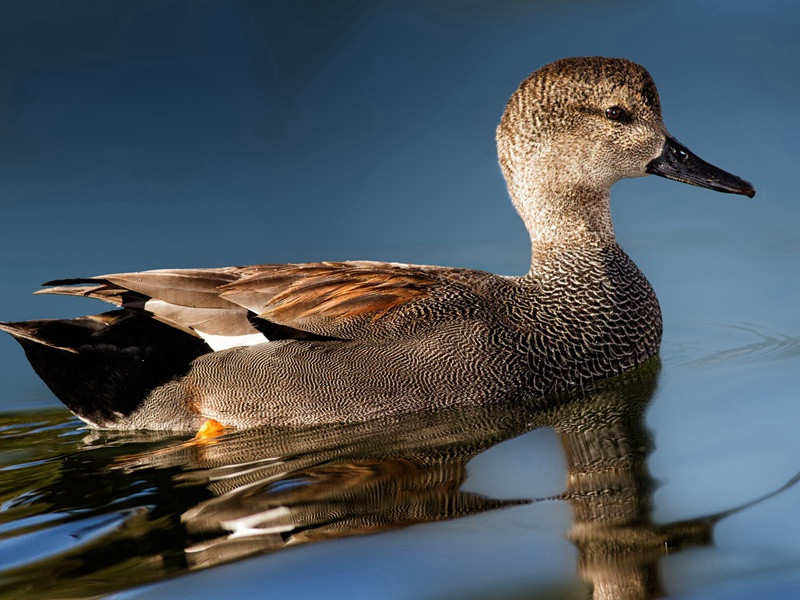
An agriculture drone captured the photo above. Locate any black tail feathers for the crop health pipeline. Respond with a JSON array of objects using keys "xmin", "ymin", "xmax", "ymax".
[{"xmin": 0, "ymin": 310, "xmax": 210, "ymax": 427}]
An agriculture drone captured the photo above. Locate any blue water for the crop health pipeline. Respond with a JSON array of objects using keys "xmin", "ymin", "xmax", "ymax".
[{"xmin": 1, "ymin": 1, "xmax": 799, "ymax": 598}]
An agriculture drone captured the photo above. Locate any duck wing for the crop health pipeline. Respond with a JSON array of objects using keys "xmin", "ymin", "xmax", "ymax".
[
  {"xmin": 36, "ymin": 261, "xmax": 439, "ymax": 348},
  {"xmin": 220, "ymin": 261, "xmax": 438, "ymax": 338},
  {"xmin": 37, "ymin": 268, "xmax": 257, "ymax": 349}
]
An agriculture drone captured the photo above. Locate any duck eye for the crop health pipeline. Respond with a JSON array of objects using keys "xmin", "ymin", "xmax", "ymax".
[{"xmin": 605, "ymin": 106, "xmax": 628, "ymax": 122}]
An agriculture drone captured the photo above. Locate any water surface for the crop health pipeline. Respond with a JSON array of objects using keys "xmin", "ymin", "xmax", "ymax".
[{"xmin": 2, "ymin": 328, "xmax": 799, "ymax": 600}]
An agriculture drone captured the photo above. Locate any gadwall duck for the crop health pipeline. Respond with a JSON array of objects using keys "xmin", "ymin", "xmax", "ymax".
[{"xmin": 0, "ymin": 57, "xmax": 755, "ymax": 431}]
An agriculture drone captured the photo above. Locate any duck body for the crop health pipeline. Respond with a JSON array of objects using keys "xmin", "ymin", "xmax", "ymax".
[
  {"xmin": 134, "ymin": 245, "xmax": 659, "ymax": 429},
  {"xmin": 0, "ymin": 57, "xmax": 753, "ymax": 430}
]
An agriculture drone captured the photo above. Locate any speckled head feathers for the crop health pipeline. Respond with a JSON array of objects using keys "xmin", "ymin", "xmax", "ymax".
[
  {"xmin": 516, "ymin": 57, "xmax": 661, "ymax": 122},
  {"xmin": 497, "ymin": 57, "xmax": 670, "ymax": 247},
  {"xmin": 498, "ymin": 57, "xmax": 667, "ymax": 187}
]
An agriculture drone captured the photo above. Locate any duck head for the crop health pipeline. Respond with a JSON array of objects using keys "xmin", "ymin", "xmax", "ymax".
[{"xmin": 497, "ymin": 57, "xmax": 755, "ymax": 247}]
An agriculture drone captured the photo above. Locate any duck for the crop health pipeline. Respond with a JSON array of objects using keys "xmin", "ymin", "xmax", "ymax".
[{"xmin": 0, "ymin": 57, "xmax": 755, "ymax": 432}]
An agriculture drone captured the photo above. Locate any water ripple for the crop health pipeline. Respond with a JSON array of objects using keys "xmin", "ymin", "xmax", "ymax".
[
  {"xmin": 0, "ymin": 508, "xmax": 146, "ymax": 572},
  {"xmin": 683, "ymin": 324, "xmax": 800, "ymax": 368}
]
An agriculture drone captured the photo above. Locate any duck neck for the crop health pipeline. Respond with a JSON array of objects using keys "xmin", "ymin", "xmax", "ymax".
[{"xmin": 511, "ymin": 181, "xmax": 618, "ymax": 270}]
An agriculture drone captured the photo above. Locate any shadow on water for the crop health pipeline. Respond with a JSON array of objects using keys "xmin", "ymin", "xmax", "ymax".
[{"xmin": 0, "ymin": 358, "xmax": 797, "ymax": 599}]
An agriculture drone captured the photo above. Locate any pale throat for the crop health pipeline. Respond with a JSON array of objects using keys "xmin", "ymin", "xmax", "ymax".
[{"xmin": 510, "ymin": 175, "xmax": 618, "ymax": 255}]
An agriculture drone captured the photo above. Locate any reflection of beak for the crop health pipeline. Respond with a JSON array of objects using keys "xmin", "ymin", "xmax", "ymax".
[{"xmin": 646, "ymin": 136, "xmax": 756, "ymax": 198}]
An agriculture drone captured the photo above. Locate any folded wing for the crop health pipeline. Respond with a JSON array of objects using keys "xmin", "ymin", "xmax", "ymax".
[{"xmin": 37, "ymin": 262, "xmax": 438, "ymax": 349}]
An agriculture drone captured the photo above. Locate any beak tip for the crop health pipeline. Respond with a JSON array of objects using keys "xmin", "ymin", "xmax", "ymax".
[{"xmin": 734, "ymin": 178, "xmax": 756, "ymax": 198}]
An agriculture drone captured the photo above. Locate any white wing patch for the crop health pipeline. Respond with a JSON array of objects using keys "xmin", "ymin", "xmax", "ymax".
[{"xmin": 196, "ymin": 331, "xmax": 269, "ymax": 351}]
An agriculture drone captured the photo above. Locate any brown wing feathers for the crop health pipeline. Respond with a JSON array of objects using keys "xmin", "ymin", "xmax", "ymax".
[
  {"xmin": 36, "ymin": 269, "xmax": 252, "ymax": 338},
  {"xmin": 35, "ymin": 282, "xmax": 140, "ymax": 308},
  {"xmin": 35, "ymin": 262, "xmax": 437, "ymax": 339},
  {"xmin": 220, "ymin": 262, "xmax": 436, "ymax": 324},
  {"xmin": 39, "ymin": 269, "xmax": 241, "ymax": 307}
]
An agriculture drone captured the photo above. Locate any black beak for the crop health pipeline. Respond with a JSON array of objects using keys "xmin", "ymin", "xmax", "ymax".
[{"xmin": 646, "ymin": 136, "xmax": 755, "ymax": 198}]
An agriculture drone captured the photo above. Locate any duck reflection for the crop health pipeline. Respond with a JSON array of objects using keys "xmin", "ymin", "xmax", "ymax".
[
  {"xmin": 106, "ymin": 357, "xmax": 714, "ymax": 598},
  {"xmin": 10, "ymin": 358, "xmax": 797, "ymax": 598},
  {"xmin": 552, "ymin": 364, "xmax": 698, "ymax": 600}
]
